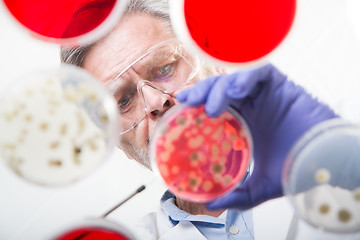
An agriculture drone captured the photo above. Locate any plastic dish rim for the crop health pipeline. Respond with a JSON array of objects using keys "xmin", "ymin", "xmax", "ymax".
[
  {"xmin": 282, "ymin": 118, "xmax": 360, "ymax": 234},
  {"xmin": 149, "ymin": 103, "xmax": 253, "ymax": 203}
]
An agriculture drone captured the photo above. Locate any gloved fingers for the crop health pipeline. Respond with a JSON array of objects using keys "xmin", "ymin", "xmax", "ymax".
[
  {"xmin": 226, "ymin": 63, "xmax": 275, "ymax": 99},
  {"xmin": 206, "ymin": 175, "xmax": 259, "ymax": 210},
  {"xmin": 207, "ymin": 168, "xmax": 284, "ymax": 210},
  {"xmin": 176, "ymin": 75, "xmax": 219, "ymax": 105},
  {"xmin": 175, "ymin": 88, "xmax": 190, "ymax": 102},
  {"xmin": 177, "ymin": 63, "xmax": 276, "ymax": 108},
  {"xmin": 204, "ymin": 76, "xmax": 232, "ymax": 117},
  {"xmin": 205, "ymin": 64, "xmax": 275, "ymax": 116}
]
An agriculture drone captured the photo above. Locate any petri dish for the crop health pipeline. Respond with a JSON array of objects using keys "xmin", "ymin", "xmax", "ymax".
[
  {"xmin": 0, "ymin": 64, "xmax": 118, "ymax": 186},
  {"xmin": 170, "ymin": 0, "xmax": 297, "ymax": 67},
  {"xmin": 282, "ymin": 119, "xmax": 360, "ymax": 233},
  {"xmin": 1, "ymin": 0, "xmax": 128, "ymax": 47},
  {"xmin": 51, "ymin": 219, "xmax": 135, "ymax": 240},
  {"xmin": 150, "ymin": 104, "xmax": 252, "ymax": 202}
]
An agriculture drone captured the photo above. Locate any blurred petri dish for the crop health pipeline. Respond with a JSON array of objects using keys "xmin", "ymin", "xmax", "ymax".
[
  {"xmin": 170, "ymin": 0, "xmax": 296, "ymax": 66},
  {"xmin": 51, "ymin": 219, "xmax": 135, "ymax": 240},
  {"xmin": 0, "ymin": 64, "xmax": 118, "ymax": 186},
  {"xmin": 1, "ymin": 0, "xmax": 128, "ymax": 47},
  {"xmin": 150, "ymin": 104, "xmax": 252, "ymax": 202},
  {"xmin": 282, "ymin": 119, "xmax": 360, "ymax": 233}
]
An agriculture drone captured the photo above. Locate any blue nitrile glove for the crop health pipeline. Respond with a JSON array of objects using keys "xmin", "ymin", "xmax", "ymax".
[{"xmin": 177, "ymin": 64, "xmax": 338, "ymax": 210}]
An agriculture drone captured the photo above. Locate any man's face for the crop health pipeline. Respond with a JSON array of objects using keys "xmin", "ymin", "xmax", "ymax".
[{"xmin": 83, "ymin": 13, "xmax": 221, "ymax": 169}]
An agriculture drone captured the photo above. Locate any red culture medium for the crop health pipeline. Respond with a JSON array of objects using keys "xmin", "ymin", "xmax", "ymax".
[
  {"xmin": 55, "ymin": 226, "xmax": 130, "ymax": 240},
  {"xmin": 3, "ymin": 0, "xmax": 115, "ymax": 40},
  {"xmin": 183, "ymin": 0, "xmax": 296, "ymax": 63},
  {"xmin": 153, "ymin": 105, "xmax": 251, "ymax": 202}
]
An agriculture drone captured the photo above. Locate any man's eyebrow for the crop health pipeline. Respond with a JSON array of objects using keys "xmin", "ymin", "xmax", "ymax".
[
  {"xmin": 103, "ymin": 60, "xmax": 129, "ymax": 85},
  {"xmin": 134, "ymin": 49, "xmax": 174, "ymax": 73},
  {"xmin": 104, "ymin": 78, "xmax": 124, "ymax": 95},
  {"xmin": 105, "ymin": 67, "xmax": 138, "ymax": 95},
  {"xmin": 107, "ymin": 42, "xmax": 177, "ymax": 86},
  {"xmin": 118, "ymin": 44, "xmax": 176, "ymax": 78}
]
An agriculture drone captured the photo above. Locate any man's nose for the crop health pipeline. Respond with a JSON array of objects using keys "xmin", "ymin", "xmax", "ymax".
[{"xmin": 138, "ymin": 82, "xmax": 175, "ymax": 120}]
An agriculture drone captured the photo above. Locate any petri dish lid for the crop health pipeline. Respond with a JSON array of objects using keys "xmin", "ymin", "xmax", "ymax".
[
  {"xmin": 150, "ymin": 104, "xmax": 253, "ymax": 202},
  {"xmin": 0, "ymin": 64, "xmax": 119, "ymax": 186},
  {"xmin": 282, "ymin": 119, "xmax": 360, "ymax": 233},
  {"xmin": 1, "ymin": 0, "xmax": 129, "ymax": 47},
  {"xmin": 50, "ymin": 219, "xmax": 136, "ymax": 240},
  {"xmin": 170, "ymin": 0, "xmax": 297, "ymax": 67}
]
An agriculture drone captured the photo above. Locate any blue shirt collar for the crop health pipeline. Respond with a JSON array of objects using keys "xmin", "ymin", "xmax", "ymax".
[{"xmin": 160, "ymin": 191, "xmax": 226, "ymax": 226}]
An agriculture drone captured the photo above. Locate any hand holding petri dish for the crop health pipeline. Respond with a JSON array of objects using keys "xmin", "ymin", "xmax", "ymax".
[
  {"xmin": 283, "ymin": 119, "xmax": 360, "ymax": 233},
  {"xmin": 150, "ymin": 104, "xmax": 252, "ymax": 202},
  {"xmin": 0, "ymin": 64, "xmax": 118, "ymax": 186}
]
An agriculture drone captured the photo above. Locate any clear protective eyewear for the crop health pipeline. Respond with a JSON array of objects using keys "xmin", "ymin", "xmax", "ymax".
[{"xmin": 106, "ymin": 39, "xmax": 201, "ymax": 135}]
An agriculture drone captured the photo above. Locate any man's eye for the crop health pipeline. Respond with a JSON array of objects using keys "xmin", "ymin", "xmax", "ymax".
[
  {"xmin": 159, "ymin": 64, "xmax": 172, "ymax": 75},
  {"xmin": 150, "ymin": 62, "xmax": 176, "ymax": 81},
  {"xmin": 118, "ymin": 95, "xmax": 131, "ymax": 112},
  {"xmin": 116, "ymin": 85, "xmax": 137, "ymax": 114}
]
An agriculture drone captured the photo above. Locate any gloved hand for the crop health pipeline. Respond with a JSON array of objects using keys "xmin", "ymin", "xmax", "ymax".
[{"xmin": 177, "ymin": 63, "xmax": 338, "ymax": 210}]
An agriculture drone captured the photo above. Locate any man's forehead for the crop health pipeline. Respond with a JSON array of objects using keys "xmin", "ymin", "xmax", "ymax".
[{"xmin": 83, "ymin": 12, "xmax": 172, "ymax": 83}]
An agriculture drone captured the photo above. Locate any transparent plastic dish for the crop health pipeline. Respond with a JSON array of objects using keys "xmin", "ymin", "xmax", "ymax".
[
  {"xmin": 0, "ymin": 64, "xmax": 118, "ymax": 186},
  {"xmin": 282, "ymin": 119, "xmax": 360, "ymax": 233},
  {"xmin": 150, "ymin": 104, "xmax": 253, "ymax": 202},
  {"xmin": 170, "ymin": 0, "xmax": 297, "ymax": 67},
  {"xmin": 50, "ymin": 219, "xmax": 135, "ymax": 240},
  {"xmin": 2, "ymin": 0, "xmax": 128, "ymax": 47}
]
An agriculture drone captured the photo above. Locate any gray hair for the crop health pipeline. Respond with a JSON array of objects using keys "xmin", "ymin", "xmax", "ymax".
[{"xmin": 60, "ymin": 0, "xmax": 171, "ymax": 67}]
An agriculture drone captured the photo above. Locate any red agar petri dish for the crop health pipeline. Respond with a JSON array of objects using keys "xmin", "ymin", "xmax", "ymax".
[
  {"xmin": 2, "ymin": 0, "xmax": 128, "ymax": 46},
  {"xmin": 150, "ymin": 104, "xmax": 252, "ymax": 202},
  {"xmin": 52, "ymin": 220, "xmax": 134, "ymax": 240},
  {"xmin": 55, "ymin": 227, "xmax": 129, "ymax": 240},
  {"xmin": 170, "ymin": 0, "xmax": 296, "ymax": 65}
]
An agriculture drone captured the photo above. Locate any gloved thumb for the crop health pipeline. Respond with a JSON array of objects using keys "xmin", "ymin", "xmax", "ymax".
[
  {"xmin": 225, "ymin": 63, "xmax": 280, "ymax": 100},
  {"xmin": 206, "ymin": 172, "xmax": 282, "ymax": 210},
  {"xmin": 206, "ymin": 184, "xmax": 257, "ymax": 211}
]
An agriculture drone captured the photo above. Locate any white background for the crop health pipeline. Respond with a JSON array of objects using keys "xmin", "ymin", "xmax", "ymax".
[{"xmin": 1, "ymin": 0, "xmax": 360, "ymax": 239}]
